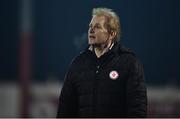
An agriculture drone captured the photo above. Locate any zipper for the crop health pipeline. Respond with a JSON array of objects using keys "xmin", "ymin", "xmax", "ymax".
[{"xmin": 92, "ymin": 65, "xmax": 100, "ymax": 117}]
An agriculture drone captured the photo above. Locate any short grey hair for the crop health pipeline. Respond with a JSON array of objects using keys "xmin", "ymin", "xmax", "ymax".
[{"xmin": 92, "ymin": 7, "xmax": 121, "ymax": 41}]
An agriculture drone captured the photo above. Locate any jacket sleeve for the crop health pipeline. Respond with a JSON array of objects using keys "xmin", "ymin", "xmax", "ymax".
[
  {"xmin": 56, "ymin": 61, "xmax": 78, "ymax": 118},
  {"xmin": 126, "ymin": 57, "xmax": 147, "ymax": 117}
]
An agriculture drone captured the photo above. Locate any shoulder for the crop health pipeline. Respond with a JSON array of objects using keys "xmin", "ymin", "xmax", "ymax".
[
  {"xmin": 117, "ymin": 44, "xmax": 143, "ymax": 69},
  {"xmin": 69, "ymin": 49, "xmax": 89, "ymax": 67}
]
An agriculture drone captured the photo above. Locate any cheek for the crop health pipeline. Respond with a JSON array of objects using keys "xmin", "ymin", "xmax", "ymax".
[{"xmin": 97, "ymin": 32, "xmax": 109, "ymax": 39}]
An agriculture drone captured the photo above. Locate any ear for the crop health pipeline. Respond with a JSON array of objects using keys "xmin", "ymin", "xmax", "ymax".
[{"xmin": 109, "ymin": 31, "xmax": 117, "ymax": 41}]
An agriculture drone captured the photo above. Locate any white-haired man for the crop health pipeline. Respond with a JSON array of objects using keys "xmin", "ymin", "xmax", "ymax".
[{"xmin": 57, "ymin": 7, "xmax": 147, "ymax": 118}]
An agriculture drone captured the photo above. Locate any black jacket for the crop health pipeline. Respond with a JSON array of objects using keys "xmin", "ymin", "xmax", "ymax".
[{"xmin": 57, "ymin": 42, "xmax": 147, "ymax": 118}]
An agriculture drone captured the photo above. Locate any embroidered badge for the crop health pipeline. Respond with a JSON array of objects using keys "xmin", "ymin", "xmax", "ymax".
[{"xmin": 109, "ymin": 70, "xmax": 119, "ymax": 80}]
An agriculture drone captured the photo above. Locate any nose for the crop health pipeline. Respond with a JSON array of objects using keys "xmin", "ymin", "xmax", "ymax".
[{"xmin": 89, "ymin": 27, "xmax": 94, "ymax": 34}]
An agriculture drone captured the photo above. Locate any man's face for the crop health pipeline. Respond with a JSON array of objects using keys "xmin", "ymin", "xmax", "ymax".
[{"xmin": 88, "ymin": 16, "xmax": 110, "ymax": 46}]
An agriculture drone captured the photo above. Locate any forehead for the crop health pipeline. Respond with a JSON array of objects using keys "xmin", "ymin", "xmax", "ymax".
[{"xmin": 89, "ymin": 15, "xmax": 107, "ymax": 25}]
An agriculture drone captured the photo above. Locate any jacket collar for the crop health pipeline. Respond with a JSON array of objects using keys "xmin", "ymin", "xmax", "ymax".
[
  {"xmin": 88, "ymin": 42, "xmax": 115, "ymax": 53},
  {"xmin": 84, "ymin": 41, "xmax": 135, "ymax": 60},
  {"xmin": 88, "ymin": 41, "xmax": 119, "ymax": 55}
]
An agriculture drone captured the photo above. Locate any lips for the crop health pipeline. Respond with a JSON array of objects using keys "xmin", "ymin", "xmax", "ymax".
[{"xmin": 89, "ymin": 35, "xmax": 96, "ymax": 39}]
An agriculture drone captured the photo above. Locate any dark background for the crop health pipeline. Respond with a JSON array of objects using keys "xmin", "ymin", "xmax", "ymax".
[{"xmin": 1, "ymin": 0, "xmax": 180, "ymax": 86}]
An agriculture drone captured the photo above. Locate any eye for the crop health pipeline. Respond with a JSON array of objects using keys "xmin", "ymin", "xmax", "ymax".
[
  {"xmin": 95, "ymin": 24, "xmax": 101, "ymax": 29},
  {"xmin": 89, "ymin": 24, "xmax": 101, "ymax": 29}
]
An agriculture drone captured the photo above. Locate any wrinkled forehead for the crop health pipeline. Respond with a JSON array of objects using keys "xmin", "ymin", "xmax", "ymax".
[{"xmin": 89, "ymin": 15, "xmax": 107, "ymax": 26}]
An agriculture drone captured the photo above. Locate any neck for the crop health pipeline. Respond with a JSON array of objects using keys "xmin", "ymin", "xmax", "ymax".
[{"xmin": 94, "ymin": 40, "xmax": 113, "ymax": 58}]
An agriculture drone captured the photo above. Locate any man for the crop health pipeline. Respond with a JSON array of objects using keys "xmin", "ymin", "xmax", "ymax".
[{"xmin": 57, "ymin": 7, "xmax": 147, "ymax": 118}]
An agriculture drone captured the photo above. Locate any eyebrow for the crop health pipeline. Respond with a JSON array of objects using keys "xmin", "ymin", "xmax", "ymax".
[{"xmin": 89, "ymin": 23, "xmax": 101, "ymax": 27}]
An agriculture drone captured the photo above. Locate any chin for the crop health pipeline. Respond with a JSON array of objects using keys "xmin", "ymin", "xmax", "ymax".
[
  {"xmin": 88, "ymin": 39, "xmax": 101, "ymax": 46},
  {"xmin": 88, "ymin": 40, "xmax": 95, "ymax": 45}
]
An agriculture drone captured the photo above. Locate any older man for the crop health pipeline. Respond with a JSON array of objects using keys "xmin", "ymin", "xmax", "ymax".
[{"xmin": 57, "ymin": 7, "xmax": 147, "ymax": 118}]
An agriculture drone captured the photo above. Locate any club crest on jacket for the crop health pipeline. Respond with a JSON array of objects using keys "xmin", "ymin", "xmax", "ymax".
[{"xmin": 109, "ymin": 70, "xmax": 119, "ymax": 80}]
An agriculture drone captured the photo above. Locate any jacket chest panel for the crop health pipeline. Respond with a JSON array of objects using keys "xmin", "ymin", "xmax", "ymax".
[
  {"xmin": 74, "ymin": 59, "xmax": 129, "ymax": 95},
  {"xmin": 94, "ymin": 64, "xmax": 128, "ymax": 95}
]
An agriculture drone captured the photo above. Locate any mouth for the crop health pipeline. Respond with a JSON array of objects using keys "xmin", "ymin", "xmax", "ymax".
[{"xmin": 89, "ymin": 35, "xmax": 96, "ymax": 39}]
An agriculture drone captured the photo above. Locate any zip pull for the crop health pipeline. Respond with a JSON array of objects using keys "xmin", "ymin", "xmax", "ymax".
[
  {"xmin": 97, "ymin": 65, "xmax": 100, "ymax": 69},
  {"xmin": 96, "ymin": 65, "xmax": 100, "ymax": 74}
]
